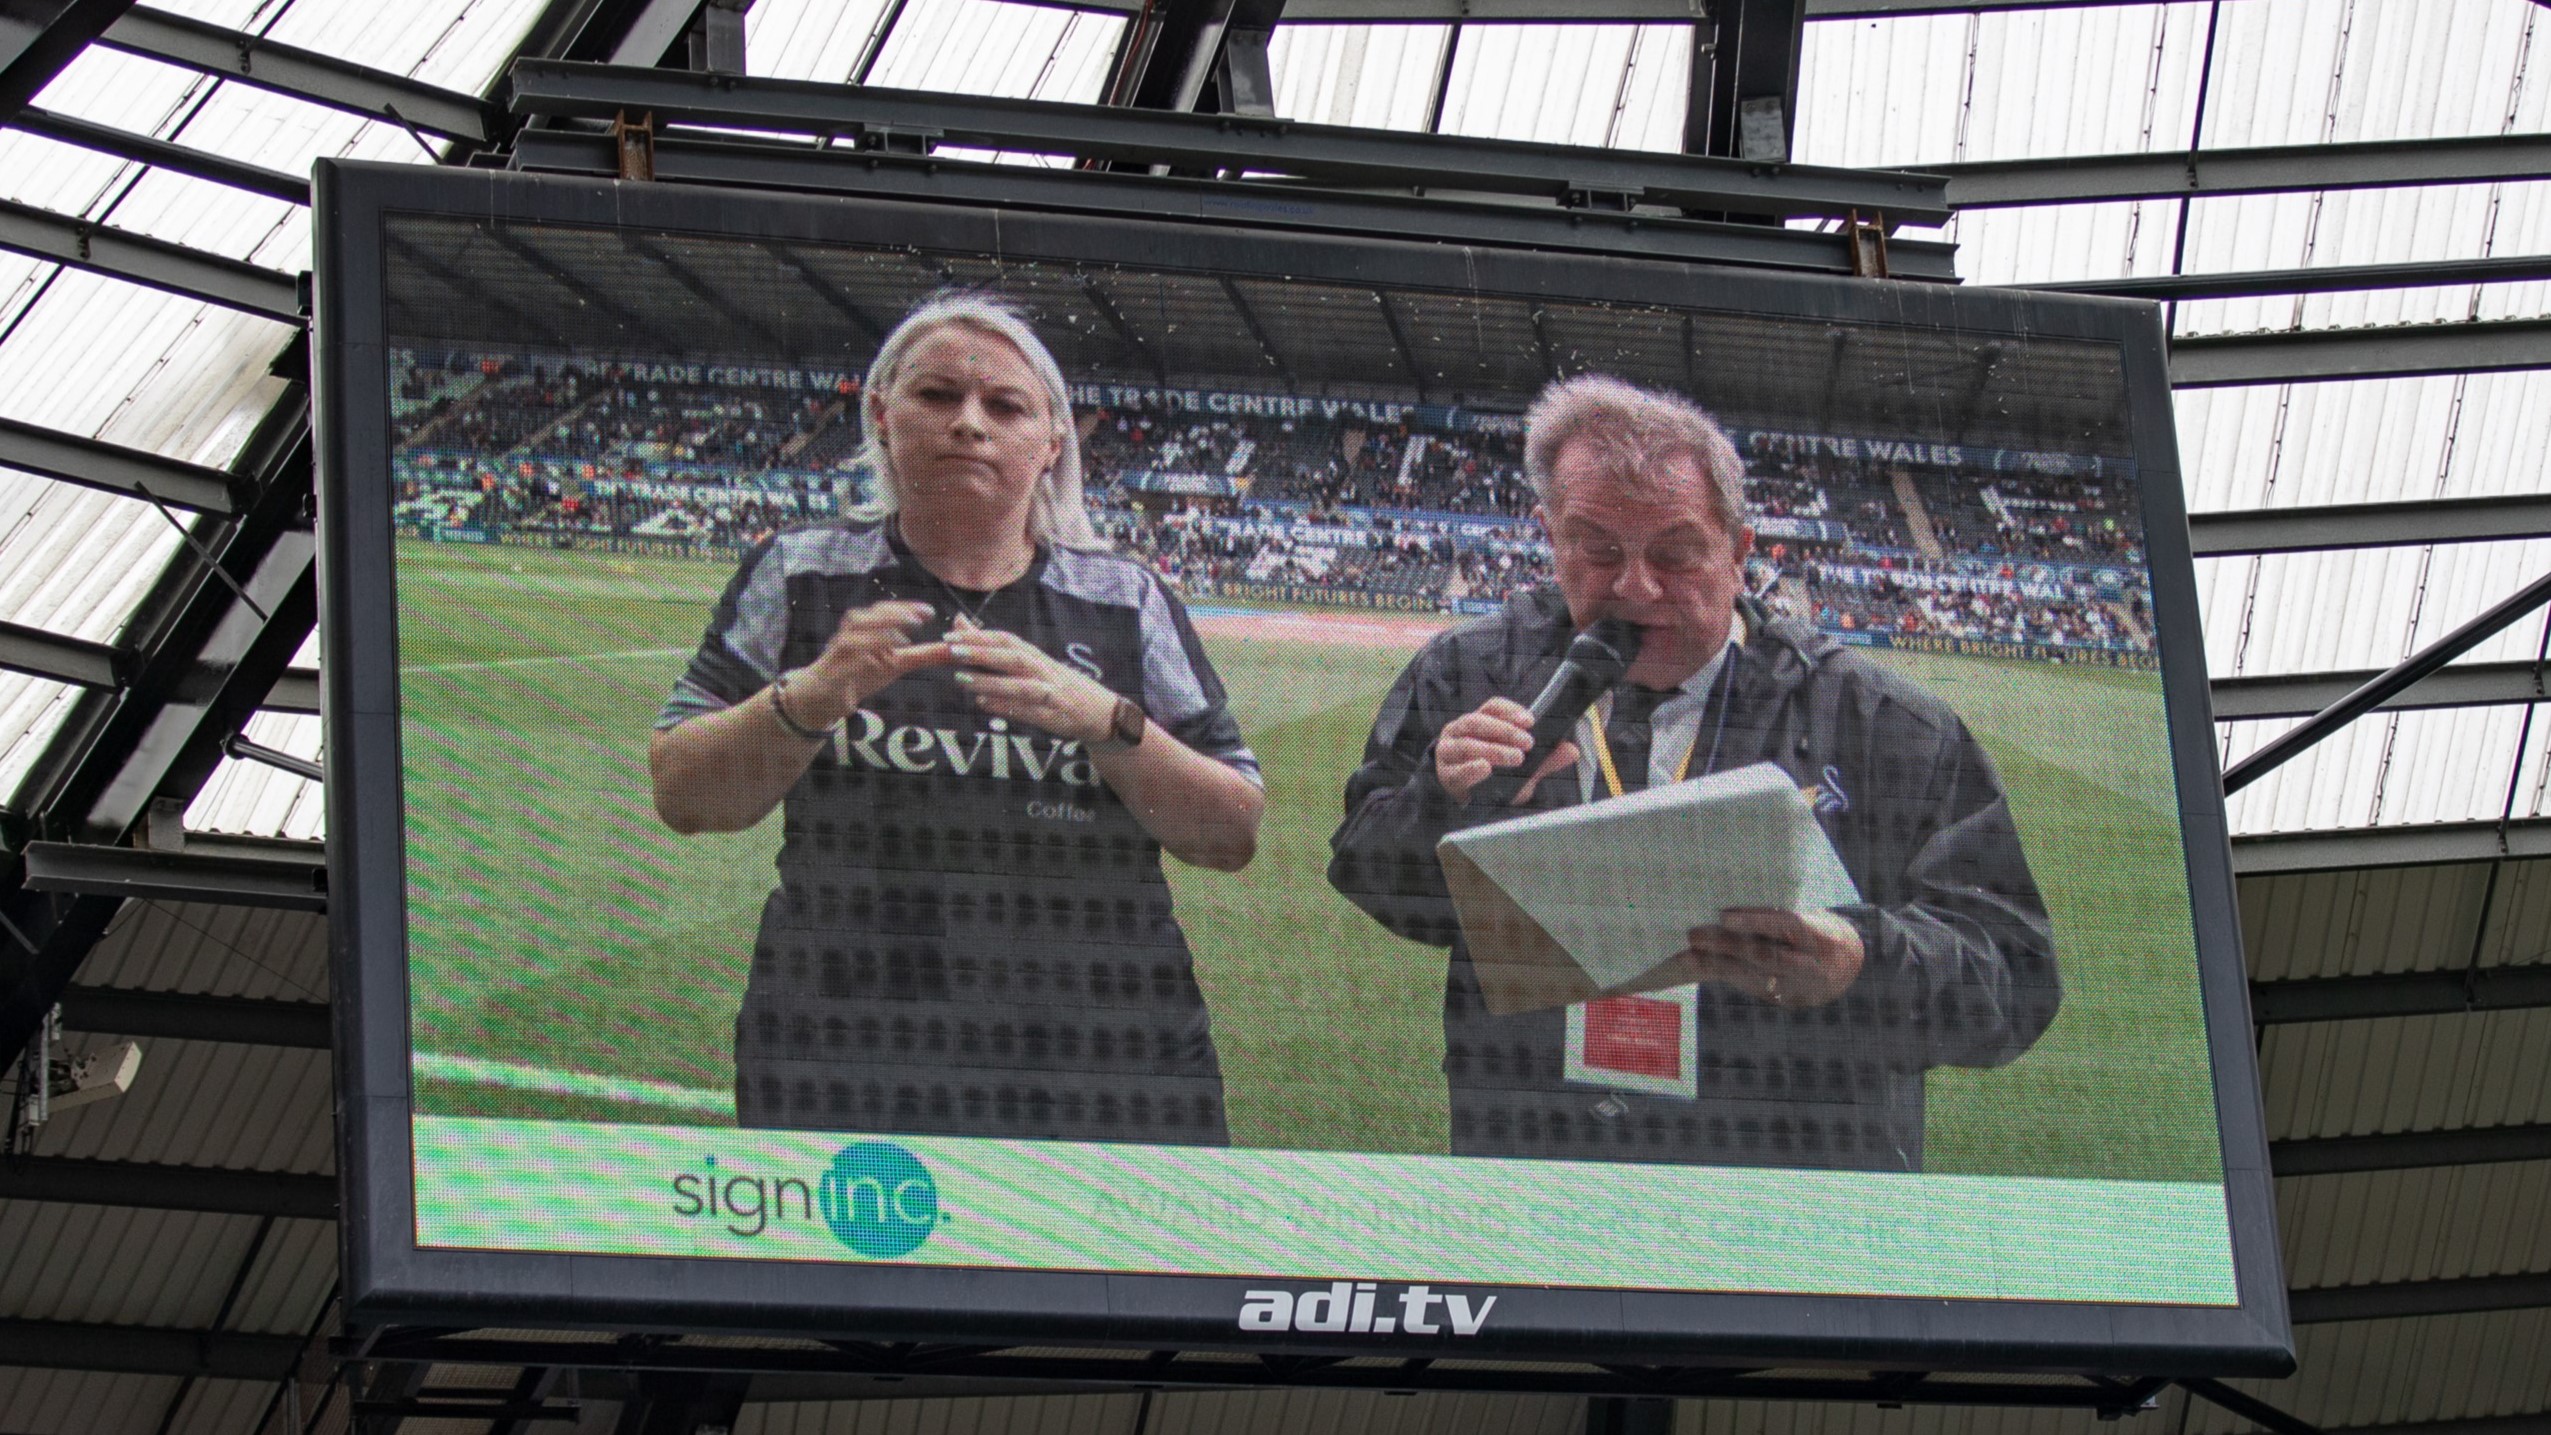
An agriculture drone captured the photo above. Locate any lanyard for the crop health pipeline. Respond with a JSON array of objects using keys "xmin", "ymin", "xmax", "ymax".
[{"xmin": 1583, "ymin": 650, "xmax": 1739, "ymax": 800}]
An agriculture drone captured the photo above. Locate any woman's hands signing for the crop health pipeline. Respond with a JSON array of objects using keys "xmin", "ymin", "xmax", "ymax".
[
  {"xmin": 944, "ymin": 616, "xmax": 1122, "ymax": 746},
  {"xmin": 784, "ymin": 601, "xmax": 944, "ymax": 728}
]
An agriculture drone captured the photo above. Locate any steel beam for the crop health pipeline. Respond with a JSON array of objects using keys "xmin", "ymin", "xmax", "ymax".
[
  {"xmin": 1, "ymin": 401, "xmax": 317, "ymax": 1074},
  {"xmin": 0, "ymin": 1155, "xmax": 334, "ymax": 1217},
  {"xmin": 2211, "ymin": 661, "xmax": 2543, "ymax": 721},
  {"xmin": 9, "ymin": 104, "xmax": 312, "ymax": 204},
  {"xmin": 0, "ymin": 195, "xmax": 301, "ymax": 320},
  {"xmin": 19, "ymin": 840, "xmax": 326, "ymax": 911},
  {"xmin": 2273, "ymin": 1123, "xmax": 2551, "ymax": 1177},
  {"xmin": 0, "ymin": 1318, "xmax": 303, "ymax": 1379},
  {"xmin": 2188, "ymin": 493, "xmax": 2551, "ymax": 556},
  {"xmin": 2173, "ymin": 318, "xmax": 2551, "ymax": 388},
  {"xmin": 2223, "ymin": 569, "xmax": 2551, "ymax": 794},
  {"xmin": 0, "ymin": 412, "xmax": 243, "ymax": 513},
  {"xmin": 60, "ymin": 983, "xmax": 330, "ymax": 1048},
  {"xmin": 2252, "ymin": 964, "xmax": 2551, "ymax": 1026},
  {"xmin": 1281, "ymin": 0, "xmax": 1708, "ymax": 16},
  {"xmin": 0, "ymin": 0, "xmax": 137, "ymax": 119},
  {"xmin": 1277, "ymin": 0, "xmax": 2213, "ymax": 15},
  {"xmin": 1928, "ymin": 130, "xmax": 2551, "ymax": 209},
  {"xmin": 603, "ymin": 0, "xmax": 706, "ymax": 66},
  {"xmin": 504, "ymin": 59, "xmax": 1954, "ymax": 226},
  {"xmin": 0, "ymin": 619, "xmax": 126, "ymax": 688},
  {"xmin": 2231, "ymin": 819, "xmax": 2551, "ymax": 875},
  {"xmin": 2031, "ymin": 253, "xmax": 2551, "ymax": 304},
  {"xmin": 98, "ymin": 5, "xmax": 501, "ymax": 143},
  {"xmin": 2289, "ymin": 1272, "xmax": 2551, "ymax": 1324},
  {"xmin": 265, "ymin": 666, "xmax": 320, "ymax": 714},
  {"xmin": 510, "ymin": 130, "xmax": 1957, "ymax": 279}
]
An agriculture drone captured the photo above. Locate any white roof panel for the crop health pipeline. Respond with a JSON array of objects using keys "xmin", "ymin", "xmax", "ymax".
[
  {"xmin": 1435, "ymin": 23, "xmax": 1691, "ymax": 153},
  {"xmin": 1268, "ymin": 23, "xmax": 1449, "ymax": 132},
  {"xmin": 866, "ymin": 0, "xmax": 1126, "ymax": 103},
  {"xmin": 0, "ymin": 0, "xmax": 547, "ymax": 812},
  {"xmin": 744, "ymin": 0, "xmax": 897, "ymax": 83}
]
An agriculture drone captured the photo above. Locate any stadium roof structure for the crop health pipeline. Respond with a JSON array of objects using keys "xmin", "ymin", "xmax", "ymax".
[{"xmin": 3, "ymin": 1, "xmax": 2550, "ymax": 1434}]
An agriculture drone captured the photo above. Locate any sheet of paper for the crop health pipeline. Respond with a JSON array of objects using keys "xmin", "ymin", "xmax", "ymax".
[{"xmin": 1438, "ymin": 761, "xmax": 1862, "ymax": 1015}]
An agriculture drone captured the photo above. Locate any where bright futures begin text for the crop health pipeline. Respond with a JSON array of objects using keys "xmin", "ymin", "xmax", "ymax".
[{"xmin": 1238, "ymin": 1282, "xmax": 1498, "ymax": 1336}]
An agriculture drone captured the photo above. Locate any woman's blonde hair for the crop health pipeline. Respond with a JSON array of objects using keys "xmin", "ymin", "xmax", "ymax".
[{"xmin": 846, "ymin": 291, "xmax": 1101, "ymax": 550}]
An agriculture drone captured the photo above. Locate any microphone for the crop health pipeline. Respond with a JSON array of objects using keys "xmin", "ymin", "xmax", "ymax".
[{"xmin": 1464, "ymin": 617, "xmax": 1645, "ymax": 808}]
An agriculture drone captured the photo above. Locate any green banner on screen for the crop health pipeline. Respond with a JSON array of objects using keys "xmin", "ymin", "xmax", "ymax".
[{"xmin": 414, "ymin": 1116, "xmax": 2239, "ymax": 1305}]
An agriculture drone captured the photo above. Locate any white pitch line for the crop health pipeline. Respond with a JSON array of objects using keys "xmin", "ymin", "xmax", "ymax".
[
  {"xmin": 405, "ymin": 646, "xmax": 689, "ymax": 676},
  {"xmin": 415, "ymin": 1051, "xmax": 731, "ymax": 1117}
]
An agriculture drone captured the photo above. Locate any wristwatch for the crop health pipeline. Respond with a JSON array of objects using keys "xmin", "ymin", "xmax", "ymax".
[{"xmin": 1090, "ymin": 694, "xmax": 1146, "ymax": 754}]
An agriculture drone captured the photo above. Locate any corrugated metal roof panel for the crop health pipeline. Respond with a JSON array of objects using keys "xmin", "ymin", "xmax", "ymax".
[
  {"xmin": 744, "ymin": 0, "xmax": 897, "ymax": 83},
  {"xmin": 0, "ymin": 1368, "xmax": 183, "ymax": 1435},
  {"xmin": 1435, "ymin": 24, "xmax": 1691, "ymax": 152},
  {"xmin": 2280, "ymin": 1162, "xmax": 2551, "ymax": 1289},
  {"xmin": 2185, "ymin": 1309, "xmax": 2551, "ymax": 1432},
  {"xmin": 169, "ymin": 1378, "xmax": 286, "ymax": 1435},
  {"xmin": 74, "ymin": 900, "xmax": 327, "ymax": 1002},
  {"xmin": 866, "ymin": 1, "xmax": 1125, "ymax": 103},
  {"xmin": 2236, "ymin": 861, "xmax": 2511, "ymax": 982},
  {"xmin": 0, "ymin": 1201, "xmax": 261, "ymax": 1326},
  {"xmin": 34, "ymin": 1037, "xmax": 334, "ymax": 1175},
  {"xmin": 2260, "ymin": 1007, "xmax": 2551, "ymax": 1139},
  {"xmin": 1268, "ymin": 24, "xmax": 1449, "ymax": 132}
]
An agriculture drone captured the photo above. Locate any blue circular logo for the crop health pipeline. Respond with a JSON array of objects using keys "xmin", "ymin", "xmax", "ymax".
[{"xmin": 816, "ymin": 1143, "xmax": 940, "ymax": 1257}]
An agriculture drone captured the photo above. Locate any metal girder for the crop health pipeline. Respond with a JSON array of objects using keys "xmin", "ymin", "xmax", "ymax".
[
  {"xmin": 2222, "ymin": 569, "xmax": 2551, "ymax": 795},
  {"xmin": 0, "ymin": 195, "xmax": 300, "ymax": 319},
  {"xmin": 1280, "ymin": 0, "xmax": 1705, "ymax": 16},
  {"xmin": 603, "ymin": 0, "xmax": 706, "ymax": 65},
  {"xmin": 504, "ymin": 59, "xmax": 1955, "ymax": 226},
  {"xmin": 9, "ymin": 104, "xmax": 311, "ymax": 204},
  {"xmin": 1928, "ymin": 130, "xmax": 2551, "ymax": 209},
  {"xmin": 2188, "ymin": 493, "xmax": 2551, "ymax": 556},
  {"xmin": 2273, "ymin": 1123, "xmax": 2551, "ymax": 1177},
  {"xmin": 0, "ymin": 1318, "xmax": 304, "ymax": 1379},
  {"xmin": 0, "ymin": 618, "xmax": 125, "ymax": 688},
  {"xmin": 2173, "ymin": 318, "xmax": 2551, "ymax": 387},
  {"xmin": 1690, "ymin": 0, "xmax": 1808, "ymax": 166},
  {"xmin": 2251, "ymin": 964, "xmax": 2551, "ymax": 1026},
  {"xmin": 0, "ymin": 402, "xmax": 315, "ymax": 1074},
  {"xmin": 2030, "ymin": 253, "xmax": 2551, "ymax": 304},
  {"xmin": 60, "ymin": 982, "xmax": 330, "ymax": 1047},
  {"xmin": 1276, "ymin": 0, "xmax": 2193, "ymax": 15},
  {"xmin": 345, "ymin": 1333, "xmax": 2215, "ymax": 1408},
  {"xmin": 1112, "ymin": 0, "xmax": 1284, "ymax": 115},
  {"xmin": 2290, "ymin": 1271, "xmax": 2551, "ymax": 1324},
  {"xmin": 0, "ymin": 0, "xmax": 136, "ymax": 119},
  {"xmin": 2179, "ymin": 1378, "xmax": 2322, "ymax": 1435},
  {"xmin": 2231, "ymin": 819, "xmax": 2551, "ymax": 875},
  {"xmin": 0, "ymin": 412, "xmax": 242, "ymax": 513},
  {"xmin": 2211, "ymin": 661, "xmax": 2544, "ymax": 720},
  {"xmin": 19, "ymin": 840, "xmax": 326, "ymax": 911},
  {"xmin": 265, "ymin": 666, "xmax": 320, "ymax": 714},
  {"xmin": 0, "ymin": 1154, "xmax": 335, "ymax": 1217},
  {"xmin": 510, "ymin": 130, "xmax": 1960, "ymax": 279},
  {"xmin": 97, "ymin": 4, "xmax": 501, "ymax": 143}
]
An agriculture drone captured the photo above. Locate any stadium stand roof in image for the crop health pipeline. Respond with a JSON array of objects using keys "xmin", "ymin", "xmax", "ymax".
[{"xmin": 3, "ymin": 2, "xmax": 2551, "ymax": 1434}]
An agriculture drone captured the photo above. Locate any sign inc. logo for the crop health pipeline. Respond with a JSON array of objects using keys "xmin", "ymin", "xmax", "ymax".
[{"xmin": 816, "ymin": 1142, "xmax": 941, "ymax": 1257}]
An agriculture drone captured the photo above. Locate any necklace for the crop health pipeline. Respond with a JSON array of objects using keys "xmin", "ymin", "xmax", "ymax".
[{"xmin": 914, "ymin": 549, "xmax": 1032, "ymax": 630}]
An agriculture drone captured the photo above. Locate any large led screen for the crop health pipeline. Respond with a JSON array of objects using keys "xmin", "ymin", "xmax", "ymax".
[{"xmin": 320, "ymin": 162, "xmax": 2286, "ymax": 1372}]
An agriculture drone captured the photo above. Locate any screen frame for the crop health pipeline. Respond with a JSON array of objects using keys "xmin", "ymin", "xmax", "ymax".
[{"xmin": 316, "ymin": 157, "xmax": 2291, "ymax": 1377}]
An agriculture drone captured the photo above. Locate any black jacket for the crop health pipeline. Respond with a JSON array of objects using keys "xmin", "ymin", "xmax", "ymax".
[{"xmin": 1328, "ymin": 587, "xmax": 2060, "ymax": 1171}]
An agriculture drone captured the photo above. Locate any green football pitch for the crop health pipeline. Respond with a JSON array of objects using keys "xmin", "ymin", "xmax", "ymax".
[{"xmin": 397, "ymin": 539, "xmax": 2223, "ymax": 1184}]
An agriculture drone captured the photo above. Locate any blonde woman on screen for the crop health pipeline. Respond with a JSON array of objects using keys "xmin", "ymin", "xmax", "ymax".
[{"xmin": 649, "ymin": 292, "xmax": 1265, "ymax": 1144}]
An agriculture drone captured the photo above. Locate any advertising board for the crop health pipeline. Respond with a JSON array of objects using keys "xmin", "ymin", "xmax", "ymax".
[{"xmin": 319, "ymin": 160, "xmax": 2288, "ymax": 1374}]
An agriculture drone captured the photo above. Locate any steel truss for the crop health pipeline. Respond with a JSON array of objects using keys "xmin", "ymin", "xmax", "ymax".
[{"xmin": 334, "ymin": 1332, "xmax": 2183, "ymax": 1412}]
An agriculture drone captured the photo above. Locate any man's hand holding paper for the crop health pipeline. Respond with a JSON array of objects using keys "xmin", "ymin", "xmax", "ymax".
[
  {"xmin": 1437, "ymin": 761, "xmax": 1864, "ymax": 1016},
  {"xmin": 1666, "ymin": 906, "xmax": 1866, "ymax": 1010}
]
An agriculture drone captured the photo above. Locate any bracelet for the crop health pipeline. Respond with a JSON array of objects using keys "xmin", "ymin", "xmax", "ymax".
[{"xmin": 766, "ymin": 670, "xmax": 831, "ymax": 743}]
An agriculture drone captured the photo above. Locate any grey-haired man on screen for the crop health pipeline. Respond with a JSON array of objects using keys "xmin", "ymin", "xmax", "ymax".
[{"xmin": 1327, "ymin": 375, "xmax": 2060, "ymax": 1172}]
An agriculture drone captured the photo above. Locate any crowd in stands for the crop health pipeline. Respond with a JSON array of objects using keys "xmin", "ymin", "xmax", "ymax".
[{"xmin": 392, "ymin": 352, "xmax": 2152, "ymax": 655}]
